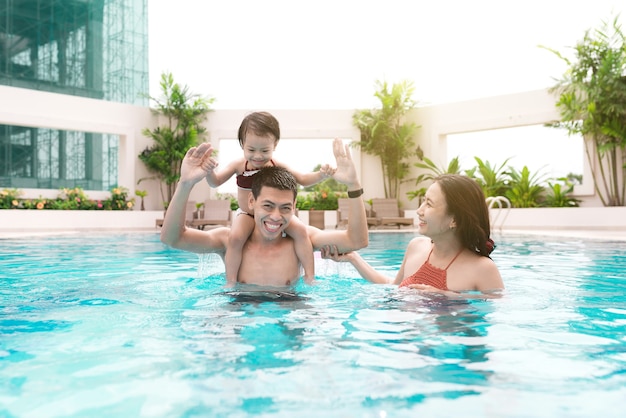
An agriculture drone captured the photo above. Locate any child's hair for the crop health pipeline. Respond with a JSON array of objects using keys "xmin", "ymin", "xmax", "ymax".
[
  {"xmin": 238, "ymin": 111, "xmax": 281, "ymax": 147},
  {"xmin": 251, "ymin": 166, "xmax": 298, "ymax": 201}
]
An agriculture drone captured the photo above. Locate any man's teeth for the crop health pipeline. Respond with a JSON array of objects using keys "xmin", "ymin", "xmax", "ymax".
[{"xmin": 265, "ymin": 222, "xmax": 280, "ymax": 232}]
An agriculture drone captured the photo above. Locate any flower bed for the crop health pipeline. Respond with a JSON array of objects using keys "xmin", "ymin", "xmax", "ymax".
[{"xmin": 0, "ymin": 187, "xmax": 135, "ymax": 210}]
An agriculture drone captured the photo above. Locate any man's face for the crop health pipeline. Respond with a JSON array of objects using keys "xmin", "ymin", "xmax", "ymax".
[{"xmin": 248, "ymin": 186, "xmax": 296, "ymax": 240}]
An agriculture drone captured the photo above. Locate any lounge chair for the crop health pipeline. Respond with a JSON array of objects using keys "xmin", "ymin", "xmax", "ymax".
[
  {"xmin": 369, "ymin": 198, "xmax": 414, "ymax": 229},
  {"xmin": 335, "ymin": 198, "xmax": 350, "ymax": 229},
  {"xmin": 155, "ymin": 201, "xmax": 198, "ymax": 228},
  {"xmin": 188, "ymin": 199, "xmax": 232, "ymax": 230},
  {"xmin": 336, "ymin": 197, "xmax": 380, "ymax": 228}
]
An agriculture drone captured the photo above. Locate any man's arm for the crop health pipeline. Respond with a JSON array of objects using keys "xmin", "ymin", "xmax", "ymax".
[
  {"xmin": 309, "ymin": 138, "xmax": 368, "ymax": 252},
  {"xmin": 161, "ymin": 143, "xmax": 229, "ymax": 254}
]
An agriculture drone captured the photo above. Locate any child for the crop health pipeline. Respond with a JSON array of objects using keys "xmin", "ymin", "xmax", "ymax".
[{"xmin": 205, "ymin": 111, "xmax": 333, "ymax": 285}]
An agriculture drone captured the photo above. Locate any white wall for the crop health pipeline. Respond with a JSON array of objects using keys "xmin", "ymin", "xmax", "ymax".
[{"xmin": 0, "ymin": 85, "xmax": 603, "ymax": 211}]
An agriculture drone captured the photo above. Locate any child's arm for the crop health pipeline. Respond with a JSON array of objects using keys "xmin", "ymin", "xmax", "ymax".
[
  {"xmin": 205, "ymin": 158, "xmax": 243, "ymax": 187},
  {"xmin": 274, "ymin": 161, "xmax": 334, "ymax": 186},
  {"xmin": 284, "ymin": 216, "xmax": 315, "ymax": 283}
]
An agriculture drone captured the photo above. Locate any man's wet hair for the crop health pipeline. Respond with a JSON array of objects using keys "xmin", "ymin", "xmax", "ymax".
[{"xmin": 250, "ymin": 166, "xmax": 298, "ymax": 200}]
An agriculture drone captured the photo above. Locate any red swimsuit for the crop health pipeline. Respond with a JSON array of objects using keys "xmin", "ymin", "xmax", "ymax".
[
  {"xmin": 236, "ymin": 160, "xmax": 275, "ymax": 190},
  {"xmin": 399, "ymin": 247, "xmax": 463, "ymax": 290}
]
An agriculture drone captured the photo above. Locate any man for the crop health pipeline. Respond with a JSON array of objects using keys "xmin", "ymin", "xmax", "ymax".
[{"xmin": 160, "ymin": 138, "xmax": 368, "ymax": 287}]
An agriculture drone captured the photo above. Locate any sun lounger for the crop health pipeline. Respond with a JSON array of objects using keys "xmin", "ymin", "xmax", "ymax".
[
  {"xmin": 188, "ymin": 199, "xmax": 232, "ymax": 230},
  {"xmin": 369, "ymin": 198, "xmax": 414, "ymax": 229},
  {"xmin": 336, "ymin": 197, "xmax": 380, "ymax": 228}
]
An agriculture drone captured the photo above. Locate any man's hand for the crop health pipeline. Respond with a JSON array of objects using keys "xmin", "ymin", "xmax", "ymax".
[
  {"xmin": 180, "ymin": 143, "xmax": 218, "ymax": 185},
  {"xmin": 331, "ymin": 138, "xmax": 358, "ymax": 187}
]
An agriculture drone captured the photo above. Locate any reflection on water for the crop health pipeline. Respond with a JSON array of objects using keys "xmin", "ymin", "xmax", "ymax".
[{"xmin": 1, "ymin": 232, "xmax": 625, "ymax": 417}]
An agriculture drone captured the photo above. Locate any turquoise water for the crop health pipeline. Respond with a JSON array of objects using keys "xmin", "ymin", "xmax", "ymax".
[{"xmin": 1, "ymin": 232, "xmax": 625, "ymax": 417}]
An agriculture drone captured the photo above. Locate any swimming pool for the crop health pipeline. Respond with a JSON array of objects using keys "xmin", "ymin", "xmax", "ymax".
[{"xmin": 1, "ymin": 232, "xmax": 625, "ymax": 417}]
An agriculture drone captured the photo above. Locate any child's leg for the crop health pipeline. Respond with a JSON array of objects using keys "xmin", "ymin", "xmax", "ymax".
[
  {"xmin": 285, "ymin": 216, "xmax": 315, "ymax": 284},
  {"xmin": 225, "ymin": 212, "xmax": 255, "ymax": 285}
]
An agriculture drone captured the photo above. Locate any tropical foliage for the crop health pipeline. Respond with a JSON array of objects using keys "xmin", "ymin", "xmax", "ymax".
[
  {"xmin": 505, "ymin": 166, "xmax": 547, "ymax": 208},
  {"xmin": 406, "ymin": 156, "xmax": 462, "ymax": 201},
  {"xmin": 139, "ymin": 72, "xmax": 214, "ymax": 208},
  {"xmin": 352, "ymin": 80, "xmax": 420, "ymax": 199},
  {"xmin": 544, "ymin": 179, "xmax": 581, "ymax": 208},
  {"xmin": 465, "ymin": 157, "xmax": 511, "ymax": 198},
  {"xmin": 542, "ymin": 15, "xmax": 626, "ymax": 206},
  {"xmin": 407, "ymin": 157, "xmax": 580, "ymax": 208}
]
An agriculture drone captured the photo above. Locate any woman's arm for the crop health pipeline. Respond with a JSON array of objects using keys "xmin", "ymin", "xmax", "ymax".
[{"xmin": 320, "ymin": 246, "xmax": 394, "ymax": 284}]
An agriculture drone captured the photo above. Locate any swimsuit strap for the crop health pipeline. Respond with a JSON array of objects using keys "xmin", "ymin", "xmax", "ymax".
[
  {"xmin": 444, "ymin": 248, "xmax": 464, "ymax": 270},
  {"xmin": 243, "ymin": 159, "xmax": 275, "ymax": 172},
  {"xmin": 428, "ymin": 245, "xmax": 463, "ymax": 270}
]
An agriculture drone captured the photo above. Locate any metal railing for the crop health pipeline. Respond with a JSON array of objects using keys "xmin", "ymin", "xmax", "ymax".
[{"xmin": 486, "ymin": 196, "xmax": 511, "ymax": 233}]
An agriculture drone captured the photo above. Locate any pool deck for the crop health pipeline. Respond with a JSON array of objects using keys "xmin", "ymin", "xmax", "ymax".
[
  {"xmin": 368, "ymin": 227, "xmax": 626, "ymax": 241},
  {"xmin": 1, "ymin": 227, "xmax": 624, "ymax": 241}
]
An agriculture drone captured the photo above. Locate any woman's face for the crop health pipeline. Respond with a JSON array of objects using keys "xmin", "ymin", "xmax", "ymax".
[{"xmin": 416, "ymin": 182, "xmax": 456, "ymax": 238}]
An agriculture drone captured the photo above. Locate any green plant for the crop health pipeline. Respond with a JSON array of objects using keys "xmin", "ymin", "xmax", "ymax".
[
  {"xmin": 295, "ymin": 190, "xmax": 346, "ymax": 211},
  {"xmin": 296, "ymin": 194, "xmax": 311, "ymax": 211},
  {"xmin": 0, "ymin": 188, "xmax": 22, "ymax": 209},
  {"xmin": 302, "ymin": 164, "xmax": 348, "ymax": 195},
  {"xmin": 134, "ymin": 189, "xmax": 148, "ymax": 211},
  {"xmin": 505, "ymin": 166, "xmax": 548, "ymax": 208},
  {"xmin": 49, "ymin": 187, "xmax": 95, "ymax": 210},
  {"xmin": 542, "ymin": 15, "xmax": 626, "ymax": 206},
  {"xmin": 544, "ymin": 179, "xmax": 581, "ymax": 207},
  {"xmin": 352, "ymin": 79, "xmax": 420, "ymax": 199},
  {"xmin": 1, "ymin": 186, "xmax": 135, "ymax": 210},
  {"xmin": 139, "ymin": 72, "xmax": 214, "ymax": 208},
  {"xmin": 21, "ymin": 197, "xmax": 48, "ymax": 210},
  {"xmin": 465, "ymin": 156, "xmax": 512, "ymax": 198},
  {"xmin": 406, "ymin": 156, "xmax": 462, "ymax": 201},
  {"xmin": 103, "ymin": 187, "xmax": 134, "ymax": 210},
  {"xmin": 216, "ymin": 192, "xmax": 239, "ymax": 210}
]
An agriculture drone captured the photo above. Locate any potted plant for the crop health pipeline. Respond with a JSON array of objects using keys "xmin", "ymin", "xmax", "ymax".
[
  {"xmin": 542, "ymin": 15, "xmax": 626, "ymax": 206},
  {"xmin": 352, "ymin": 79, "xmax": 420, "ymax": 199},
  {"xmin": 194, "ymin": 202, "xmax": 204, "ymax": 219},
  {"xmin": 134, "ymin": 189, "xmax": 148, "ymax": 211},
  {"xmin": 138, "ymin": 72, "xmax": 214, "ymax": 210}
]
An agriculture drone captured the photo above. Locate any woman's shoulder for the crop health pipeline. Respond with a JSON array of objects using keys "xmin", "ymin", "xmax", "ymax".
[
  {"xmin": 407, "ymin": 236, "xmax": 431, "ymax": 249},
  {"xmin": 458, "ymin": 250, "xmax": 503, "ymax": 290}
]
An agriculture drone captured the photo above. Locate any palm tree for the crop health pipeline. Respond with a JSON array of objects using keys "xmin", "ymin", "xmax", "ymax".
[
  {"xmin": 139, "ymin": 72, "xmax": 214, "ymax": 208},
  {"xmin": 542, "ymin": 15, "xmax": 626, "ymax": 206},
  {"xmin": 352, "ymin": 80, "xmax": 420, "ymax": 199}
]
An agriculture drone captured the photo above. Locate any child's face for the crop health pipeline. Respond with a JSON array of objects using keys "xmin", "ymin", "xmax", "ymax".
[{"xmin": 242, "ymin": 132, "xmax": 277, "ymax": 169}]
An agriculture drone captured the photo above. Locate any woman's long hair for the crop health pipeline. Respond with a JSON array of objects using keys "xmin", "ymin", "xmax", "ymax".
[{"xmin": 434, "ymin": 174, "xmax": 495, "ymax": 256}]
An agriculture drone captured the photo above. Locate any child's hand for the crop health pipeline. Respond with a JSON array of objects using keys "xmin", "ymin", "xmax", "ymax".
[
  {"xmin": 319, "ymin": 164, "xmax": 336, "ymax": 178},
  {"xmin": 180, "ymin": 143, "xmax": 218, "ymax": 184},
  {"xmin": 320, "ymin": 245, "xmax": 353, "ymax": 262}
]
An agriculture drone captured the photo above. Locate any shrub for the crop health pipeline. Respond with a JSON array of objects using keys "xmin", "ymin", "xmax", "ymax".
[
  {"xmin": 0, "ymin": 187, "xmax": 135, "ymax": 210},
  {"xmin": 0, "ymin": 189, "xmax": 22, "ymax": 209}
]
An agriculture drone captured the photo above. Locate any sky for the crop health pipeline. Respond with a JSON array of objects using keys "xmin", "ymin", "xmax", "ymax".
[{"xmin": 148, "ymin": 0, "xmax": 624, "ymax": 193}]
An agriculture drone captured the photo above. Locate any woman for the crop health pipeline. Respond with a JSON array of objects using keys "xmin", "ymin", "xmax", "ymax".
[{"xmin": 322, "ymin": 174, "xmax": 504, "ymax": 296}]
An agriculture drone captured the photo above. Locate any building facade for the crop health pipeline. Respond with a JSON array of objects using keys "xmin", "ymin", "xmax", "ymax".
[{"xmin": 0, "ymin": 0, "xmax": 148, "ymax": 191}]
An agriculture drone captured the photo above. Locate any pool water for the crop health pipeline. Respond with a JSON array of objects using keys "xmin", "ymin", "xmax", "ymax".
[{"xmin": 1, "ymin": 232, "xmax": 625, "ymax": 417}]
